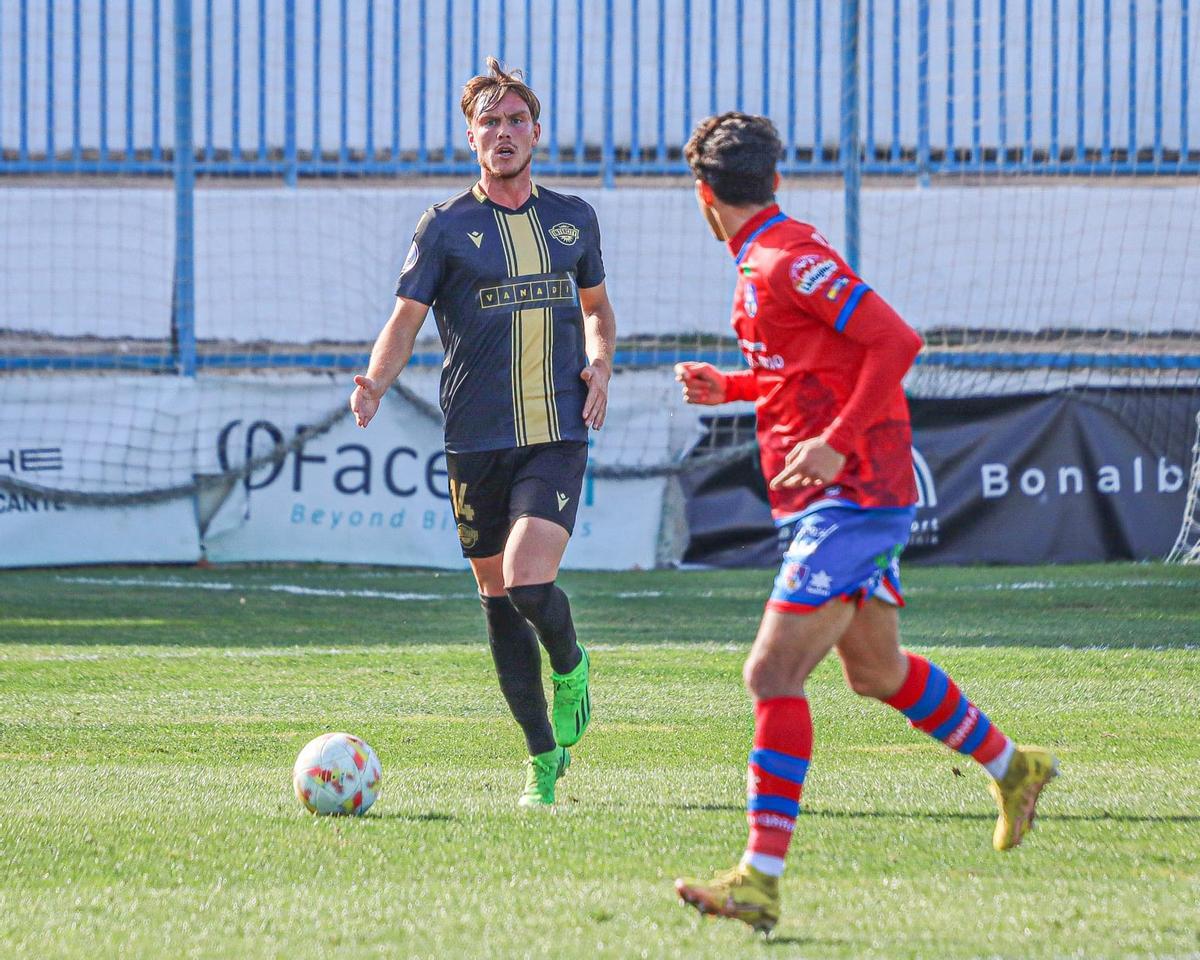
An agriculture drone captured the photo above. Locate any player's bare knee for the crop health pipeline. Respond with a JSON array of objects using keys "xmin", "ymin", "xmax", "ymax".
[{"xmin": 743, "ymin": 655, "xmax": 794, "ymax": 699}]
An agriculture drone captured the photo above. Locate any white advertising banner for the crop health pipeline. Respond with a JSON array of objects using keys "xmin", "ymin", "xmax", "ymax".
[
  {"xmin": 194, "ymin": 373, "xmax": 667, "ymax": 570},
  {"xmin": 0, "ymin": 377, "xmax": 200, "ymax": 567},
  {"xmin": 1, "ymin": 372, "xmax": 669, "ymax": 570}
]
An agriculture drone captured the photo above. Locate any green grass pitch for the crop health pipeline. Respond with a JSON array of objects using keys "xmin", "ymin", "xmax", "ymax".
[{"xmin": 1, "ymin": 562, "xmax": 1198, "ymax": 959}]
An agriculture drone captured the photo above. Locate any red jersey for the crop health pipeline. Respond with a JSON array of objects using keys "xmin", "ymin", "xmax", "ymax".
[{"xmin": 722, "ymin": 205, "xmax": 923, "ymax": 520}]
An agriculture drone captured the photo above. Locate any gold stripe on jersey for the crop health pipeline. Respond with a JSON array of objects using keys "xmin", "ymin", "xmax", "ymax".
[
  {"xmin": 527, "ymin": 207, "xmax": 560, "ymax": 439},
  {"xmin": 494, "ymin": 207, "xmax": 558, "ymax": 447},
  {"xmin": 493, "ymin": 208, "xmax": 524, "ymax": 443}
]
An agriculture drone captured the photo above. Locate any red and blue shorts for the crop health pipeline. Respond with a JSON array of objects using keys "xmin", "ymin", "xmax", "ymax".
[{"xmin": 767, "ymin": 500, "xmax": 916, "ymax": 615}]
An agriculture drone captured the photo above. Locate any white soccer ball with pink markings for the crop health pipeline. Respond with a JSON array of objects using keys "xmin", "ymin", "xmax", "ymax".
[{"xmin": 292, "ymin": 732, "xmax": 382, "ymax": 816}]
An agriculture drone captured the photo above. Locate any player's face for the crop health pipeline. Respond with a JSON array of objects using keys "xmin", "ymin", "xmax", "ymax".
[{"xmin": 468, "ymin": 91, "xmax": 540, "ymax": 180}]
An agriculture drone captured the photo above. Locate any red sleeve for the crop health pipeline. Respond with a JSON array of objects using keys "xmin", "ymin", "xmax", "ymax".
[
  {"xmin": 818, "ymin": 291, "xmax": 923, "ymax": 455},
  {"xmin": 723, "ymin": 369, "xmax": 760, "ymax": 402},
  {"xmin": 768, "ymin": 239, "xmax": 923, "ymax": 455}
]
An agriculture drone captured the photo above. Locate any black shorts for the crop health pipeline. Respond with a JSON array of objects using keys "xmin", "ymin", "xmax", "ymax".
[{"xmin": 444, "ymin": 440, "xmax": 588, "ymax": 558}]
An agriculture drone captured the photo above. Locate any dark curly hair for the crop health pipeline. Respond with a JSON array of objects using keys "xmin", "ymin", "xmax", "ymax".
[{"xmin": 684, "ymin": 112, "xmax": 782, "ymax": 206}]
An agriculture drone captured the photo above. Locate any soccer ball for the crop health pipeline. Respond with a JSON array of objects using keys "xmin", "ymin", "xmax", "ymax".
[{"xmin": 292, "ymin": 732, "xmax": 382, "ymax": 816}]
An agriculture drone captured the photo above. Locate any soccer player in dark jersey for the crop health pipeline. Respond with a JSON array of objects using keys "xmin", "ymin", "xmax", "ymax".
[
  {"xmin": 671, "ymin": 114, "xmax": 1058, "ymax": 932},
  {"xmin": 349, "ymin": 58, "xmax": 615, "ymax": 807}
]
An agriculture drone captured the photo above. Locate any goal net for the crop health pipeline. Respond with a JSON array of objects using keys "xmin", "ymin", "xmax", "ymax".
[{"xmin": 1, "ymin": 1, "xmax": 1197, "ymax": 566}]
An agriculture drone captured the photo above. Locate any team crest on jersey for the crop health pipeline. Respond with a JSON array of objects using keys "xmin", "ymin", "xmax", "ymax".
[
  {"xmin": 779, "ymin": 560, "xmax": 809, "ymax": 593},
  {"xmin": 548, "ymin": 222, "xmax": 580, "ymax": 245},
  {"xmin": 457, "ymin": 523, "xmax": 479, "ymax": 549},
  {"xmin": 743, "ymin": 282, "xmax": 759, "ymax": 317},
  {"xmin": 401, "ymin": 241, "xmax": 419, "ymax": 274}
]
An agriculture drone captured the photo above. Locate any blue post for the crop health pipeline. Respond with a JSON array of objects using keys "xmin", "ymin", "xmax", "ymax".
[
  {"xmin": 734, "ymin": 0, "xmax": 744, "ymax": 109},
  {"xmin": 284, "ymin": 0, "xmax": 297, "ymax": 185},
  {"xmin": 998, "ymin": 0, "xmax": 1007, "ymax": 161},
  {"xmin": 443, "ymin": 0, "xmax": 452, "ymax": 163},
  {"xmin": 1102, "ymin": 0, "xmax": 1111, "ymax": 162},
  {"xmin": 865, "ymin": 0, "xmax": 874, "ymax": 162},
  {"xmin": 550, "ymin": 0, "xmax": 560, "ymax": 160},
  {"xmin": 366, "ymin": 0, "xmax": 374, "ymax": 160},
  {"xmin": 1076, "ymin": 0, "xmax": 1085, "ymax": 162},
  {"xmin": 575, "ymin": 0, "xmax": 583, "ymax": 166},
  {"xmin": 1128, "ymin": 0, "xmax": 1138, "ymax": 163},
  {"xmin": 154, "ymin": 0, "xmax": 163, "ymax": 161},
  {"xmin": 392, "ymin": 0, "xmax": 400, "ymax": 161},
  {"xmin": 841, "ymin": 0, "xmax": 861, "ymax": 271},
  {"xmin": 917, "ymin": 0, "xmax": 929, "ymax": 184},
  {"xmin": 258, "ymin": 0, "xmax": 266, "ymax": 160},
  {"xmin": 1024, "ymin": 0, "xmax": 1033, "ymax": 165},
  {"xmin": 946, "ymin": 0, "xmax": 955, "ymax": 164},
  {"xmin": 204, "ymin": 0, "xmax": 213, "ymax": 161},
  {"xmin": 1183, "ymin": 0, "xmax": 1190, "ymax": 163},
  {"xmin": 1153, "ymin": 0, "xmax": 1163, "ymax": 164},
  {"xmin": 418, "ymin": 0, "xmax": 427, "ymax": 165},
  {"xmin": 100, "ymin": 0, "xmax": 108, "ymax": 160},
  {"xmin": 340, "ymin": 0, "xmax": 349, "ymax": 166},
  {"xmin": 73, "ymin": 0, "xmax": 81, "ymax": 165},
  {"xmin": 788, "ymin": 0, "xmax": 797, "ymax": 161},
  {"xmin": 814, "ymin": 0, "xmax": 823, "ymax": 163},
  {"xmin": 313, "ymin": 0, "xmax": 323, "ymax": 165},
  {"xmin": 173, "ymin": 0, "xmax": 197, "ymax": 377},
  {"xmin": 762, "ymin": 0, "xmax": 770, "ymax": 115},
  {"xmin": 890, "ymin": 0, "xmax": 899, "ymax": 162},
  {"xmin": 603, "ymin": 0, "xmax": 614, "ymax": 186},
  {"xmin": 1050, "ymin": 0, "xmax": 1059, "ymax": 162},
  {"xmin": 631, "ymin": 0, "xmax": 640, "ymax": 161},
  {"xmin": 233, "ymin": 0, "xmax": 241, "ymax": 157},
  {"xmin": 19, "ymin": 0, "xmax": 28, "ymax": 162},
  {"xmin": 45, "ymin": 0, "xmax": 54, "ymax": 162},
  {"xmin": 972, "ymin": 0, "xmax": 981, "ymax": 165},
  {"xmin": 127, "ymin": 0, "xmax": 136, "ymax": 164},
  {"xmin": 657, "ymin": 0, "xmax": 666, "ymax": 165}
]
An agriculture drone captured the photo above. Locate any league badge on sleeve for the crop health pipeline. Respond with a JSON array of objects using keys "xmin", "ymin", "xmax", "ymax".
[{"xmin": 401, "ymin": 241, "xmax": 419, "ymax": 274}]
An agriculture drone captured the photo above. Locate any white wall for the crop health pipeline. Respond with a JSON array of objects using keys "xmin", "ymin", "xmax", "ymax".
[
  {"xmin": 2, "ymin": 1, "xmax": 1196, "ymax": 156},
  {"xmin": 4, "ymin": 182, "xmax": 1198, "ymax": 340}
]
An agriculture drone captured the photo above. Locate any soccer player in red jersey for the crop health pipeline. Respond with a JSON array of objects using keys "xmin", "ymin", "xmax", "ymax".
[{"xmin": 672, "ymin": 113, "xmax": 1058, "ymax": 933}]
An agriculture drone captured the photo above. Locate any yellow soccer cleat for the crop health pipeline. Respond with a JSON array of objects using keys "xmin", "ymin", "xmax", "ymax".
[
  {"xmin": 675, "ymin": 863, "xmax": 781, "ymax": 934},
  {"xmin": 989, "ymin": 745, "xmax": 1059, "ymax": 850}
]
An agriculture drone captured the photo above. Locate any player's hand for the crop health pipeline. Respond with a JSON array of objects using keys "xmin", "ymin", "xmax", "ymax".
[
  {"xmin": 580, "ymin": 359, "xmax": 610, "ymax": 430},
  {"xmin": 674, "ymin": 361, "xmax": 727, "ymax": 405},
  {"xmin": 350, "ymin": 375, "xmax": 382, "ymax": 428},
  {"xmin": 770, "ymin": 437, "xmax": 846, "ymax": 490}
]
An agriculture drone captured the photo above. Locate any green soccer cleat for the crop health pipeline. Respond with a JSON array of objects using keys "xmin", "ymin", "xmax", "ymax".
[
  {"xmin": 675, "ymin": 863, "xmax": 781, "ymax": 934},
  {"xmin": 989, "ymin": 745, "xmax": 1059, "ymax": 850},
  {"xmin": 551, "ymin": 645, "xmax": 591, "ymax": 748},
  {"xmin": 517, "ymin": 746, "xmax": 570, "ymax": 808}
]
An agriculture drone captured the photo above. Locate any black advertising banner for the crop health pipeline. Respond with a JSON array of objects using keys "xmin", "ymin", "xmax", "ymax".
[{"xmin": 680, "ymin": 390, "xmax": 1199, "ymax": 567}]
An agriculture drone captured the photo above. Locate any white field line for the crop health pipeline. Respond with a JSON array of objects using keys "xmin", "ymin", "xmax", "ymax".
[
  {"xmin": 8, "ymin": 641, "xmax": 1196, "ymax": 663},
  {"xmin": 55, "ymin": 576, "xmax": 473, "ymax": 603},
  {"xmin": 933, "ymin": 579, "xmax": 1198, "ymax": 592}
]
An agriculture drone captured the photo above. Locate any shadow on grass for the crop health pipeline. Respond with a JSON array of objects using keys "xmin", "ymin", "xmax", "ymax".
[
  {"xmin": 375, "ymin": 812, "xmax": 457, "ymax": 823},
  {"xmin": 673, "ymin": 804, "xmax": 1200, "ymax": 825}
]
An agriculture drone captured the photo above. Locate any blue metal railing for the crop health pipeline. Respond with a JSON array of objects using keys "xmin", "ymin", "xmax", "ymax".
[{"xmin": 0, "ymin": 0, "xmax": 1196, "ymax": 180}]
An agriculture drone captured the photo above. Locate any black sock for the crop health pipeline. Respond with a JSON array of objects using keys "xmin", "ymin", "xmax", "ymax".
[
  {"xmin": 480, "ymin": 594, "xmax": 555, "ymax": 756},
  {"xmin": 506, "ymin": 581, "xmax": 583, "ymax": 675}
]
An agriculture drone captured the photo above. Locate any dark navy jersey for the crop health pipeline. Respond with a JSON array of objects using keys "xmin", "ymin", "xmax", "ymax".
[{"xmin": 396, "ymin": 182, "xmax": 605, "ymax": 453}]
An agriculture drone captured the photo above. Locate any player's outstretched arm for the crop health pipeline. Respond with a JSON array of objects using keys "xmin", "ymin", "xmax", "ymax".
[
  {"xmin": 579, "ymin": 281, "xmax": 616, "ymax": 430},
  {"xmin": 350, "ymin": 296, "xmax": 430, "ymax": 428}
]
